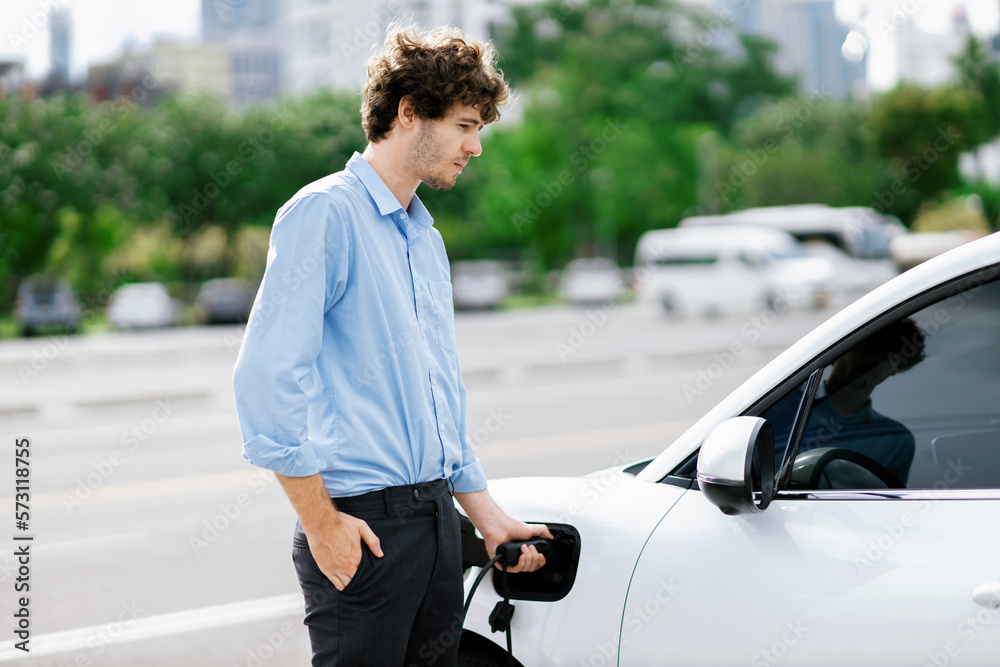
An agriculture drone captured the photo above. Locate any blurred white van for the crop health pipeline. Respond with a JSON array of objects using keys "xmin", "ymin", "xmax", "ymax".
[
  {"xmin": 680, "ymin": 204, "xmax": 905, "ymax": 259},
  {"xmin": 680, "ymin": 205, "xmax": 902, "ymax": 300},
  {"xmin": 633, "ymin": 226, "xmax": 835, "ymax": 316}
]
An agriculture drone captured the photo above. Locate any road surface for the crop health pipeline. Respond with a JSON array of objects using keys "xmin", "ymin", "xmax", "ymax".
[{"xmin": 0, "ymin": 302, "xmax": 833, "ymax": 665}]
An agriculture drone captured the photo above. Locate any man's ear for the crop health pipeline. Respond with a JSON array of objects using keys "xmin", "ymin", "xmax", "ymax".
[{"xmin": 397, "ymin": 96, "xmax": 417, "ymax": 130}]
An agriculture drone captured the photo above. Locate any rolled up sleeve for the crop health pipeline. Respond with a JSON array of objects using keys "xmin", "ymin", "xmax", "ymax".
[
  {"xmin": 232, "ymin": 192, "xmax": 349, "ymax": 477},
  {"xmin": 450, "ymin": 457, "xmax": 487, "ymax": 493},
  {"xmin": 242, "ymin": 434, "xmax": 325, "ymax": 477}
]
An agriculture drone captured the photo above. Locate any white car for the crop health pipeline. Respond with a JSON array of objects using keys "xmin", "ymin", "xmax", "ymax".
[
  {"xmin": 107, "ymin": 282, "xmax": 178, "ymax": 329},
  {"xmin": 558, "ymin": 257, "xmax": 626, "ymax": 305},
  {"xmin": 800, "ymin": 240, "xmax": 898, "ymax": 303},
  {"xmin": 634, "ymin": 226, "xmax": 835, "ymax": 315},
  {"xmin": 452, "ymin": 260, "xmax": 510, "ymax": 310},
  {"xmin": 680, "ymin": 204, "xmax": 907, "ymax": 260},
  {"xmin": 458, "ymin": 231, "xmax": 1000, "ymax": 666}
]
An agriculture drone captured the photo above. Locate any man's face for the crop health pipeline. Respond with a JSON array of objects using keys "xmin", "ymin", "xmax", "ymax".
[
  {"xmin": 407, "ymin": 103, "xmax": 484, "ymax": 191},
  {"xmin": 826, "ymin": 347, "xmax": 897, "ymax": 401}
]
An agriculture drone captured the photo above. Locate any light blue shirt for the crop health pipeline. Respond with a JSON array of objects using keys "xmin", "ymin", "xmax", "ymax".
[{"xmin": 233, "ymin": 152, "xmax": 487, "ymax": 497}]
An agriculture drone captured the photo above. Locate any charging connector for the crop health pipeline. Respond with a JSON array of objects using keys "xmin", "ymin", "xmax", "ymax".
[
  {"xmin": 462, "ymin": 536, "xmax": 553, "ymax": 667},
  {"xmin": 494, "ymin": 539, "xmax": 552, "ymax": 567}
]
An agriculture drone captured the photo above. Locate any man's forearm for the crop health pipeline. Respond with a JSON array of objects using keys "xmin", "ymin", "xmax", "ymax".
[
  {"xmin": 275, "ymin": 472, "xmax": 339, "ymax": 532},
  {"xmin": 455, "ymin": 488, "xmax": 552, "ymax": 573},
  {"xmin": 454, "ymin": 489, "xmax": 506, "ymax": 542}
]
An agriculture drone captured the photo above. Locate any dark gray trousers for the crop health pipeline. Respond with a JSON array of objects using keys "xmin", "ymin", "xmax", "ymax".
[{"xmin": 292, "ymin": 479, "xmax": 464, "ymax": 667}]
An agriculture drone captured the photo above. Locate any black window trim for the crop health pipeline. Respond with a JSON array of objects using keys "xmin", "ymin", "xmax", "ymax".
[
  {"xmin": 774, "ymin": 367, "xmax": 824, "ymax": 490},
  {"xmin": 661, "ymin": 263, "xmax": 1000, "ymax": 499}
]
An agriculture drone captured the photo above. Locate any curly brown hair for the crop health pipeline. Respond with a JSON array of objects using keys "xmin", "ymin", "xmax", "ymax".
[{"xmin": 361, "ymin": 26, "xmax": 510, "ymax": 143}]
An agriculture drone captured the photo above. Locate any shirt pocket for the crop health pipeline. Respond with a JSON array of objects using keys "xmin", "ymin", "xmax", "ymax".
[{"xmin": 428, "ymin": 280, "xmax": 457, "ymax": 353}]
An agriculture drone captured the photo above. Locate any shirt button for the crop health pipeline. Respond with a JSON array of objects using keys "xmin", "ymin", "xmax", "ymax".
[{"xmin": 413, "ymin": 489, "xmax": 419, "ymax": 499}]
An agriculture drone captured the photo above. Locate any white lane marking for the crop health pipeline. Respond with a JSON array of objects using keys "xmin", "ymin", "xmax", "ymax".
[{"xmin": 0, "ymin": 594, "xmax": 303, "ymax": 661}]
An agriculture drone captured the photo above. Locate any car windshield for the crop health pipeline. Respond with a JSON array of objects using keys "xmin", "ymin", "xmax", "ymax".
[
  {"xmin": 768, "ymin": 244, "xmax": 807, "ymax": 260},
  {"xmin": 652, "ymin": 255, "xmax": 718, "ymax": 266},
  {"xmin": 29, "ymin": 289, "xmax": 58, "ymax": 304}
]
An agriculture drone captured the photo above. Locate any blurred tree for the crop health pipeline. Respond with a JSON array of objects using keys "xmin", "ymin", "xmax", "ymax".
[
  {"xmin": 180, "ymin": 225, "xmax": 230, "ymax": 282},
  {"xmin": 911, "ymin": 195, "xmax": 992, "ymax": 234},
  {"xmin": 104, "ymin": 221, "xmax": 184, "ymax": 282},
  {"xmin": 953, "ymin": 35, "xmax": 1000, "ymax": 140},
  {"xmin": 427, "ymin": 0, "xmax": 795, "ymax": 271},
  {"xmin": 717, "ymin": 40, "xmax": 1000, "ymax": 226},
  {"xmin": 867, "ymin": 83, "xmax": 987, "ymax": 205},
  {"xmin": 955, "ymin": 181, "xmax": 1000, "ymax": 231},
  {"xmin": 0, "ymin": 92, "xmax": 153, "ymax": 307},
  {"xmin": 22, "ymin": 0, "xmax": 997, "ymax": 311},
  {"xmin": 149, "ymin": 91, "xmax": 366, "ymax": 237},
  {"xmin": 0, "ymin": 89, "xmax": 365, "ymax": 311},
  {"xmin": 45, "ymin": 205, "xmax": 136, "ymax": 296},
  {"xmin": 231, "ymin": 226, "xmax": 271, "ymax": 284},
  {"xmin": 713, "ymin": 97, "xmax": 906, "ymax": 215}
]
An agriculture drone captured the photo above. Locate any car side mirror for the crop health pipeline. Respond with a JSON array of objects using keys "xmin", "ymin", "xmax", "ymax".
[{"xmin": 697, "ymin": 417, "xmax": 775, "ymax": 515}]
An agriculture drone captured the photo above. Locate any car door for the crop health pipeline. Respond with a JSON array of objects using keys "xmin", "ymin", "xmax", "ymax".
[{"xmin": 620, "ymin": 267, "xmax": 1000, "ymax": 666}]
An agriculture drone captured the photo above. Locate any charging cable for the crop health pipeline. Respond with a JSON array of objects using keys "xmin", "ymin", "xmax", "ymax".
[{"xmin": 462, "ymin": 539, "xmax": 551, "ymax": 667}]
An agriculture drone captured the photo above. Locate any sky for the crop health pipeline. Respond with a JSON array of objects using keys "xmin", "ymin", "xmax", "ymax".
[
  {"xmin": 1, "ymin": 0, "xmax": 998, "ymax": 87},
  {"xmin": 1, "ymin": 0, "xmax": 201, "ymax": 80}
]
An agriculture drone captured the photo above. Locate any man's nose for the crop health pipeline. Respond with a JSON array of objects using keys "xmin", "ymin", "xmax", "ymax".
[{"xmin": 464, "ymin": 131, "xmax": 482, "ymax": 158}]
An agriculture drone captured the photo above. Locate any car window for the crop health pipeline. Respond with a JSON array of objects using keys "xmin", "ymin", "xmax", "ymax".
[
  {"xmin": 765, "ymin": 273, "xmax": 1000, "ymax": 491},
  {"xmin": 758, "ymin": 378, "xmax": 808, "ymax": 468},
  {"xmin": 652, "ymin": 255, "xmax": 718, "ymax": 266}
]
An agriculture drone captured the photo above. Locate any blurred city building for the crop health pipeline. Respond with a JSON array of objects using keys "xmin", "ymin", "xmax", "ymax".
[
  {"xmin": 202, "ymin": 0, "xmax": 283, "ymax": 103},
  {"xmin": 0, "ymin": 59, "xmax": 27, "ymax": 96},
  {"xmin": 35, "ymin": 8, "xmax": 77, "ymax": 96},
  {"xmin": 88, "ymin": 40, "xmax": 229, "ymax": 104},
  {"xmin": 895, "ymin": 6, "xmax": 972, "ymax": 87},
  {"xmin": 49, "ymin": 9, "xmax": 72, "ymax": 86},
  {"xmin": 282, "ymin": 0, "xmax": 503, "ymax": 93},
  {"xmin": 199, "ymin": 0, "xmax": 508, "ymax": 99},
  {"xmin": 725, "ymin": 0, "xmax": 865, "ymax": 97},
  {"xmin": 10, "ymin": 0, "xmax": 992, "ymax": 104}
]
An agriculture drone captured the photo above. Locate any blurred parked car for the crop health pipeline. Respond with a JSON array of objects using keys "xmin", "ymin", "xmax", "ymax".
[
  {"xmin": 681, "ymin": 204, "xmax": 906, "ymax": 260},
  {"xmin": 451, "ymin": 261, "xmax": 509, "ymax": 310},
  {"xmin": 679, "ymin": 205, "xmax": 903, "ymax": 303},
  {"xmin": 799, "ymin": 240, "xmax": 898, "ymax": 303},
  {"xmin": 107, "ymin": 283, "xmax": 177, "ymax": 330},
  {"xmin": 15, "ymin": 276, "xmax": 81, "ymax": 336},
  {"xmin": 558, "ymin": 257, "xmax": 625, "ymax": 305},
  {"xmin": 195, "ymin": 278, "xmax": 254, "ymax": 324},
  {"xmin": 634, "ymin": 226, "xmax": 835, "ymax": 316},
  {"xmin": 889, "ymin": 230, "xmax": 986, "ymax": 272}
]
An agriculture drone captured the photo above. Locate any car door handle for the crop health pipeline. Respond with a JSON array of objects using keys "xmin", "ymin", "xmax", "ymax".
[{"xmin": 972, "ymin": 582, "xmax": 1000, "ymax": 609}]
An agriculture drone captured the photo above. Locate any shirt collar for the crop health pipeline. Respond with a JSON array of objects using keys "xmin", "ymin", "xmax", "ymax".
[{"xmin": 346, "ymin": 152, "xmax": 434, "ymax": 235}]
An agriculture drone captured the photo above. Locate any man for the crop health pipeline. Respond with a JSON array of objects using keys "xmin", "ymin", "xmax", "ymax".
[
  {"xmin": 767, "ymin": 317, "xmax": 927, "ymax": 488},
  {"xmin": 233, "ymin": 27, "xmax": 550, "ymax": 667},
  {"xmin": 795, "ymin": 317, "xmax": 926, "ymax": 486}
]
